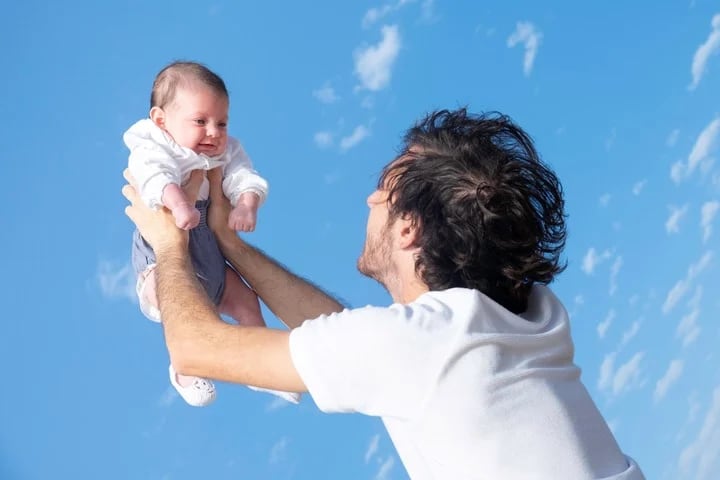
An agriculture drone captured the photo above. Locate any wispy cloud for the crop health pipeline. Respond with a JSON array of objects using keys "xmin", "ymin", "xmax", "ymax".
[
  {"xmin": 632, "ymin": 179, "xmax": 647, "ymax": 196},
  {"xmin": 581, "ymin": 247, "xmax": 612, "ymax": 275},
  {"xmin": 671, "ymin": 118, "xmax": 720, "ymax": 183},
  {"xmin": 266, "ymin": 396, "xmax": 293, "ymax": 412},
  {"xmin": 314, "ymin": 131, "xmax": 334, "ymax": 149},
  {"xmin": 667, "ymin": 129, "xmax": 680, "ymax": 147},
  {"xmin": 597, "ymin": 309, "xmax": 615, "ymax": 339},
  {"xmin": 362, "ymin": 0, "xmax": 412, "ymax": 28},
  {"xmin": 374, "ymin": 456, "xmax": 395, "ymax": 480},
  {"xmin": 619, "ymin": 320, "xmax": 641, "ymax": 348},
  {"xmin": 312, "ymin": 83, "xmax": 340, "ymax": 104},
  {"xmin": 666, "ymin": 204, "xmax": 689, "ymax": 234},
  {"xmin": 365, "ymin": 434, "xmax": 380, "ymax": 463},
  {"xmin": 689, "ymin": 14, "xmax": 720, "ymax": 91},
  {"xmin": 701, "ymin": 200, "xmax": 720, "ymax": 243},
  {"xmin": 598, "ymin": 351, "xmax": 645, "ymax": 397},
  {"xmin": 676, "ymin": 286, "xmax": 702, "ymax": 347},
  {"xmin": 599, "ymin": 193, "xmax": 611, "ymax": 207},
  {"xmin": 269, "ymin": 437, "xmax": 289, "ymax": 465},
  {"xmin": 662, "ymin": 251, "xmax": 713, "ymax": 314},
  {"xmin": 97, "ymin": 260, "xmax": 136, "ymax": 302},
  {"xmin": 354, "ymin": 25, "xmax": 401, "ymax": 91},
  {"xmin": 654, "ymin": 359, "xmax": 684, "ymax": 403},
  {"xmin": 609, "ymin": 256, "xmax": 623, "ymax": 296},
  {"xmin": 158, "ymin": 386, "xmax": 178, "ymax": 407},
  {"xmin": 678, "ymin": 385, "xmax": 720, "ymax": 480},
  {"xmin": 507, "ymin": 21, "xmax": 542, "ymax": 76},
  {"xmin": 611, "ymin": 352, "xmax": 645, "ymax": 396},
  {"xmin": 340, "ymin": 125, "xmax": 371, "ymax": 151}
]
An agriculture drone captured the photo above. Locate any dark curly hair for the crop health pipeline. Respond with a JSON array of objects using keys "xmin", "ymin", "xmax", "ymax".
[{"xmin": 379, "ymin": 108, "xmax": 567, "ymax": 313}]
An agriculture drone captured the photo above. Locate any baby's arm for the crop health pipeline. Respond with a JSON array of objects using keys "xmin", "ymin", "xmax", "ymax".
[
  {"xmin": 124, "ymin": 121, "xmax": 200, "ymax": 230},
  {"xmin": 222, "ymin": 139, "xmax": 269, "ymax": 232}
]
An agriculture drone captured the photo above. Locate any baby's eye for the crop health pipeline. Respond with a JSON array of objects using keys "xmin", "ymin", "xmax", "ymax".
[
  {"xmin": 194, "ymin": 119, "xmax": 207, "ymax": 126},
  {"xmin": 218, "ymin": 122, "xmax": 228, "ymax": 128}
]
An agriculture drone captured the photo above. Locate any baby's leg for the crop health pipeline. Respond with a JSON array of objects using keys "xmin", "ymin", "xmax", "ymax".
[{"xmin": 219, "ymin": 266, "xmax": 266, "ymax": 327}]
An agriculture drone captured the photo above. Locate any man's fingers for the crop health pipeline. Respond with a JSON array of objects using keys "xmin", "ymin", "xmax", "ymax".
[
  {"xmin": 184, "ymin": 170, "xmax": 204, "ymax": 201},
  {"xmin": 121, "ymin": 184, "xmax": 140, "ymax": 204},
  {"xmin": 123, "ymin": 168, "xmax": 138, "ymax": 189},
  {"xmin": 207, "ymin": 167, "xmax": 224, "ymax": 202}
]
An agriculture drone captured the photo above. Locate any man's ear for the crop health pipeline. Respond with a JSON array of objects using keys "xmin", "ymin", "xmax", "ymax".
[
  {"xmin": 149, "ymin": 106, "xmax": 166, "ymax": 129},
  {"xmin": 397, "ymin": 215, "xmax": 420, "ymax": 249}
]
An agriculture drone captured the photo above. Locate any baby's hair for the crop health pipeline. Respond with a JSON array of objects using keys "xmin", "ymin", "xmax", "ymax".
[{"xmin": 150, "ymin": 61, "xmax": 228, "ymax": 109}]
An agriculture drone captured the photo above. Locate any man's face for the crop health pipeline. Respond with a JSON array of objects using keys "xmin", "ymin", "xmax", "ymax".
[{"xmin": 357, "ymin": 188, "xmax": 394, "ymax": 283}]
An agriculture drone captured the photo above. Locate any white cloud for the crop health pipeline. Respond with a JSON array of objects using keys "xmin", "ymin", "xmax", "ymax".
[
  {"xmin": 312, "ymin": 84, "xmax": 340, "ymax": 104},
  {"xmin": 662, "ymin": 251, "xmax": 714, "ymax": 314},
  {"xmin": 611, "ymin": 352, "xmax": 645, "ymax": 396},
  {"xmin": 609, "ymin": 256, "xmax": 623, "ymax": 296},
  {"xmin": 599, "ymin": 193, "xmax": 611, "ymax": 207},
  {"xmin": 269, "ymin": 437, "xmax": 289, "ymax": 464},
  {"xmin": 157, "ymin": 387, "xmax": 178, "ymax": 407},
  {"xmin": 632, "ymin": 179, "xmax": 647, "ymax": 196},
  {"xmin": 314, "ymin": 131, "xmax": 333, "ymax": 148},
  {"xmin": 581, "ymin": 247, "xmax": 612, "ymax": 275},
  {"xmin": 701, "ymin": 200, "xmax": 720, "ymax": 243},
  {"xmin": 340, "ymin": 125, "xmax": 371, "ymax": 151},
  {"xmin": 365, "ymin": 434, "xmax": 380, "ymax": 463},
  {"xmin": 689, "ymin": 14, "xmax": 720, "ymax": 90},
  {"xmin": 620, "ymin": 320, "xmax": 641, "ymax": 347},
  {"xmin": 598, "ymin": 352, "xmax": 616, "ymax": 391},
  {"xmin": 597, "ymin": 309, "xmax": 615, "ymax": 339},
  {"xmin": 667, "ymin": 128, "xmax": 680, "ymax": 147},
  {"xmin": 97, "ymin": 260, "xmax": 136, "ymax": 302},
  {"xmin": 677, "ymin": 307, "xmax": 701, "ymax": 347},
  {"xmin": 374, "ymin": 456, "xmax": 395, "ymax": 480},
  {"xmin": 679, "ymin": 385, "xmax": 720, "ymax": 480},
  {"xmin": 665, "ymin": 204, "xmax": 689, "ymax": 234},
  {"xmin": 676, "ymin": 286, "xmax": 702, "ymax": 348},
  {"xmin": 354, "ymin": 25, "xmax": 401, "ymax": 91},
  {"xmin": 362, "ymin": 0, "xmax": 413, "ymax": 28},
  {"xmin": 507, "ymin": 21, "xmax": 542, "ymax": 76},
  {"xmin": 266, "ymin": 396, "xmax": 293, "ymax": 412},
  {"xmin": 672, "ymin": 118, "xmax": 720, "ymax": 183},
  {"xmin": 654, "ymin": 359, "xmax": 684, "ymax": 403}
]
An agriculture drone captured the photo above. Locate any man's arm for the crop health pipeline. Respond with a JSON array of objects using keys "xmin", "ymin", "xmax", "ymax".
[
  {"xmin": 123, "ymin": 170, "xmax": 306, "ymax": 391},
  {"xmin": 207, "ymin": 168, "xmax": 346, "ymax": 329}
]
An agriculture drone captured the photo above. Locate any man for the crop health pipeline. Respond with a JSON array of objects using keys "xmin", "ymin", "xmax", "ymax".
[{"xmin": 123, "ymin": 108, "xmax": 645, "ymax": 479}]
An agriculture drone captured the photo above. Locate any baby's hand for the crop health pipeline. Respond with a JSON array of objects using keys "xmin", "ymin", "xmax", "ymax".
[
  {"xmin": 172, "ymin": 203, "xmax": 201, "ymax": 230},
  {"xmin": 228, "ymin": 203, "xmax": 257, "ymax": 232}
]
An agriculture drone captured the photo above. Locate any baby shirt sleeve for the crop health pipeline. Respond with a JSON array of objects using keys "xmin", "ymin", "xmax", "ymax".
[
  {"xmin": 124, "ymin": 119, "xmax": 183, "ymax": 209},
  {"xmin": 222, "ymin": 138, "xmax": 269, "ymax": 207},
  {"xmin": 289, "ymin": 303, "xmax": 447, "ymax": 419}
]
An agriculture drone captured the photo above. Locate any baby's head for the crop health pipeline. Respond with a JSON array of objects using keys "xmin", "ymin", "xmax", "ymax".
[{"xmin": 149, "ymin": 61, "xmax": 229, "ymax": 157}]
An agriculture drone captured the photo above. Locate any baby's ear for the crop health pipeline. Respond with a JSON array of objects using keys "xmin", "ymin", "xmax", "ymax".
[{"xmin": 149, "ymin": 106, "xmax": 166, "ymax": 128}]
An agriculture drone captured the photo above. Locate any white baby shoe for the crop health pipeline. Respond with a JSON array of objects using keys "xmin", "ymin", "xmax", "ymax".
[
  {"xmin": 248, "ymin": 385, "xmax": 301, "ymax": 404},
  {"xmin": 169, "ymin": 364, "xmax": 216, "ymax": 407}
]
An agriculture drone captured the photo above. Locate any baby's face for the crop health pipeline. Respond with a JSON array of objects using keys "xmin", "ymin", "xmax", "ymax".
[{"xmin": 162, "ymin": 85, "xmax": 229, "ymax": 157}]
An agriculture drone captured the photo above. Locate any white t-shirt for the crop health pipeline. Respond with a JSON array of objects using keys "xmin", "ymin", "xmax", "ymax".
[
  {"xmin": 289, "ymin": 286, "xmax": 645, "ymax": 480},
  {"xmin": 124, "ymin": 119, "xmax": 268, "ymax": 209}
]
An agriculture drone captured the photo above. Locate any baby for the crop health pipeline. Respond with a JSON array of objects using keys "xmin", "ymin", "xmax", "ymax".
[{"xmin": 124, "ymin": 61, "xmax": 299, "ymax": 407}]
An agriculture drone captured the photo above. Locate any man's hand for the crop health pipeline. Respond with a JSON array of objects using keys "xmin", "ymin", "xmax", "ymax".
[
  {"xmin": 122, "ymin": 169, "xmax": 204, "ymax": 253},
  {"xmin": 207, "ymin": 168, "xmax": 239, "ymax": 247}
]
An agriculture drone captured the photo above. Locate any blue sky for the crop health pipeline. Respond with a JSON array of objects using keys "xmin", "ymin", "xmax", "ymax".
[{"xmin": 1, "ymin": 1, "xmax": 719, "ymax": 479}]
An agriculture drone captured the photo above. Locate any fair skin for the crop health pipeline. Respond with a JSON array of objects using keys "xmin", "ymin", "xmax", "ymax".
[{"xmin": 122, "ymin": 158, "xmax": 425, "ymax": 389}]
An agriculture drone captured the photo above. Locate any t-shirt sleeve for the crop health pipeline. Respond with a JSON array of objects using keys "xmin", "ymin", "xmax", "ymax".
[{"xmin": 289, "ymin": 303, "xmax": 448, "ymax": 419}]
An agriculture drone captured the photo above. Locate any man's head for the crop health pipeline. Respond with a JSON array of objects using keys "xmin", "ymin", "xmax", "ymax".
[
  {"xmin": 149, "ymin": 61, "xmax": 230, "ymax": 157},
  {"xmin": 361, "ymin": 108, "xmax": 567, "ymax": 313}
]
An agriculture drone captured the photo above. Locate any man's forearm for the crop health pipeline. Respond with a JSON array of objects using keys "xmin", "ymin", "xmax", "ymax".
[
  {"xmin": 219, "ymin": 236, "xmax": 345, "ymax": 329},
  {"xmin": 153, "ymin": 246, "xmax": 306, "ymax": 391}
]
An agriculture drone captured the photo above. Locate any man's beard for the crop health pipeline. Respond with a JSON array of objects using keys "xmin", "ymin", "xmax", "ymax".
[{"xmin": 357, "ymin": 224, "xmax": 393, "ymax": 284}]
